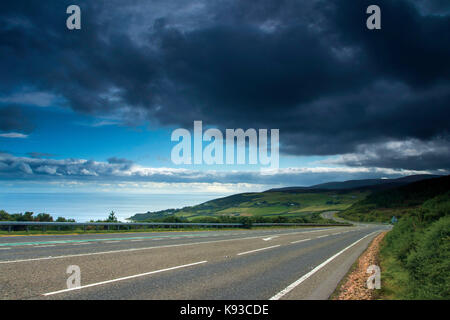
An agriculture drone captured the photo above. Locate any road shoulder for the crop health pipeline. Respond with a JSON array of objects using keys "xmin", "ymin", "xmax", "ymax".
[
  {"xmin": 332, "ymin": 231, "xmax": 388, "ymax": 300},
  {"xmin": 274, "ymin": 230, "xmax": 381, "ymax": 300}
]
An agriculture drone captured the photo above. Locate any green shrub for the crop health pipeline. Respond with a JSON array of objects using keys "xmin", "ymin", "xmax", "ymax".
[
  {"xmin": 380, "ymin": 194, "xmax": 450, "ymax": 299},
  {"xmin": 420, "ymin": 192, "xmax": 450, "ymax": 223},
  {"xmin": 405, "ymin": 216, "xmax": 450, "ymax": 299},
  {"xmin": 383, "ymin": 216, "xmax": 421, "ymax": 265}
]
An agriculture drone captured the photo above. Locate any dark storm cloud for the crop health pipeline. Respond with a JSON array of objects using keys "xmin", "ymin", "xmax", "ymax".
[
  {"xmin": 26, "ymin": 152, "xmax": 57, "ymax": 159},
  {"xmin": 0, "ymin": 106, "xmax": 34, "ymax": 133},
  {"xmin": 325, "ymin": 138, "xmax": 450, "ymax": 171},
  {"xmin": 354, "ymin": 152, "xmax": 450, "ymax": 171},
  {"xmin": 107, "ymin": 157, "xmax": 134, "ymax": 170},
  {"xmin": 325, "ymin": 0, "xmax": 450, "ymax": 87},
  {"xmin": 107, "ymin": 157, "xmax": 133, "ymax": 165},
  {"xmin": 0, "ymin": 0, "xmax": 449, "ymax": 170},
  {"xmin": 414, "ymin": 0, "xmax": 450, "ymax": 16}
]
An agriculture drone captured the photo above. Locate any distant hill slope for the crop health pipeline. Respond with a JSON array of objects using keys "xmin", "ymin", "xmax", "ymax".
[
  {"xmin": 267, "ymin": 174, "xmax": 440, "ymax": 192},
  {"xmin": 130, "ymin": 189, "xmax": 369, "ymax": 222},
  {"xmin": 130, "ymin": 175, "xmax": 447, "ymax": 222},
  {"xmin": 339, "ymin": 175, "xmax": 450, "ymax": 222}
]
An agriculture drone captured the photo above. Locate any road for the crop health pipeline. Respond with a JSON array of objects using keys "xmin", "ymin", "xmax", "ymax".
[
  {"xmin": 0, "ymin": 225, "xmax": 389, "ymax": 300},
  {"xmin": 321, "ymin": 211, "xmax": 350, "ymax": 224}
]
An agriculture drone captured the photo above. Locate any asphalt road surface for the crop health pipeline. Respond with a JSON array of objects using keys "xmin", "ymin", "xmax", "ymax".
[{"xmin": 0, "ymin": 225, "xmax": 389, "ymax": 300}]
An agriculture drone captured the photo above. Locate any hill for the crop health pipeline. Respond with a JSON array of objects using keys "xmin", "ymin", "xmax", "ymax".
[
  {"xmin": 130, "ymin": 189, "xmax": 369, "ymax": 222},
  {"xmin": 267, "ymin": 174, "xmax": 439, "ymax": 192},
  {"xmin": 338, "ymin": 175, "xmax": 450, "ymax": 222},
  {"xmin": 130, "ymin": 175, "xmax": 447, "ymax": 223}
]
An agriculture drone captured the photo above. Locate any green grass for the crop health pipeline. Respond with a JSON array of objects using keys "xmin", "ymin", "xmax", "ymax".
[
  {"xmin": 378, "ymin": 194, "xmax": 450, "ymax": 299},
  {"xmin": 339, "ymin": 176, "xmax": 450, "ymax": 223},
  {"xmin": 339, "ymin": 206, "xmax": 415, "ymax": 223},
  {"xmin": 332, "ymin": 177, "xmax": 450, "ymax": 299},
  {"xmin": 131, "ymin": 190, "xmax": 368, "ymax": 221},
  {"xmin": 378, "ymin": 250, "xmax": 411, "ymax": 299}
]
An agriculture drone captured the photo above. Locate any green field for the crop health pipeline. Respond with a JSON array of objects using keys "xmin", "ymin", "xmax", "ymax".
[{"xmin": 130, "ymin": 190, "xmax": 369, "ymax": 222}]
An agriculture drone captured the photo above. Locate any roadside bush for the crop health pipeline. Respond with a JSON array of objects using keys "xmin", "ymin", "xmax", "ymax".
[
  {"xmin": 381, "ymin": 194, "xmax": 450, "ymax": 299},
  {"xmin": 383, "ymin": 216, "xmax": 421, "ymax": 265},
  {"xmin": 419, "ymin": 192, "xmax": 450, "ymax": 223},
  {"xmin": 405, "ymin": 216, "xmax": 450, "ymax": 299},
  {"xmin": 239, "ymin": 217, "xmax": 252, "ymax": 229}
]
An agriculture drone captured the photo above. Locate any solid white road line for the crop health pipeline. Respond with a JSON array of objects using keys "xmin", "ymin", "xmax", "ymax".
[
  {"xmin": 290, "ymin": 238, "xmax": 311, "ymax": 244},
  {"xmin": 130, "ymin": 240, "xmax": 143, "ymax": 242},
  {"xmin": 0, "ymin": 229, "xmax": 346, "ymax": 265},
  {"xmin": 72, "ymin": 243, "xmax": 92, "ymax": 246},
  {"xmin": 269, "ymin": 231, "xmax": 379, "ymax": 300},
  {"xmin": 104, "ymin": 241, "xmax": 120, "ymax": 244},
  {"xmin": 316, "ymin": 235, "xmax": 328, "ymax": 239},
  {"xmin": 0, "ymin": 247, "xmax": 11, "ymax": 250},
  {"xmin": 237, "ymin": 245, "xmax": 281, "ymax": 256},
  {"xmin": 34, "ymin": 245, "xmax": 56, "ymax": 248},
  {"xmin": 42, "ymin": 260, "xmax": 208, "ymax": 296}
]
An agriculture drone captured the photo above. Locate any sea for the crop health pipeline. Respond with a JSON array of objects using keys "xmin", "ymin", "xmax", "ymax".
[{"xmin": 0, "ymin": 193, "xmax": 222, "ymax": 222}]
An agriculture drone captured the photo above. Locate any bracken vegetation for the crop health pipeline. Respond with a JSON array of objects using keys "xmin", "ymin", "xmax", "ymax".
[
  {"xmin": 338, "ymin": 176, "xmax": 450, "ymax": 222},
  {"xmin": 335, "ymin": 176, "xmax": 449, "ymax": 299},
  {"xmin": 380, "ymin": 193, "xmax": 450, "ymax": 299}
]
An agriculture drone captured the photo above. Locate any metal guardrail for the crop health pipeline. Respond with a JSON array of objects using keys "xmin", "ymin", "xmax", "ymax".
[
  {"xmin": 252, "ymin": 223, "xmax": 352, "ymax": 227},
  {"xmin": 0, "ymin": 221, "xmax": 351, "ymax": 232},
  {"xmin": 0, "ymin": 221, "xmax": 241, "ymax": 232}
]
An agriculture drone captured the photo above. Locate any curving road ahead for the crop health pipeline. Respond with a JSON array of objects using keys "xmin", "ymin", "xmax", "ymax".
[{"xmin": 0, "ymin": 225, "xmax": 389, "ymax": 300}]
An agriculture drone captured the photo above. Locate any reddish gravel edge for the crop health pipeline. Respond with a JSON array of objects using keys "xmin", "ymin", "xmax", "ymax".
[{"xmin": 333, "ymin": 231, "xmax": 388, "ymax": 300}]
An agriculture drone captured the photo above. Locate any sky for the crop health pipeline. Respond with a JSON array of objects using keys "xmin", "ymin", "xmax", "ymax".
[{"xmin": 0, "ymin": 0, "xmax": 449, "ymax": 195}]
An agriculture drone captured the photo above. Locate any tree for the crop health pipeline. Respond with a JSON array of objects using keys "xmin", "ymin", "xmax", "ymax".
[
  {"xmin": 35, "ymin": 213, "xmax": 53, "ymax": 222},
  {"xmin": 15, "ymin": 212, "xmax": 34, "ymax": 221},
  {"xmin": 56, "ymin": 217, "xmax": 75, "ymax": 223},
  {"xmin": 107, "ymin": 211, "xmax": 118, "ymax": 223},
  {"xmin": 0, "ymin": 210, "xmax": 11, "ymax": 221}
]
